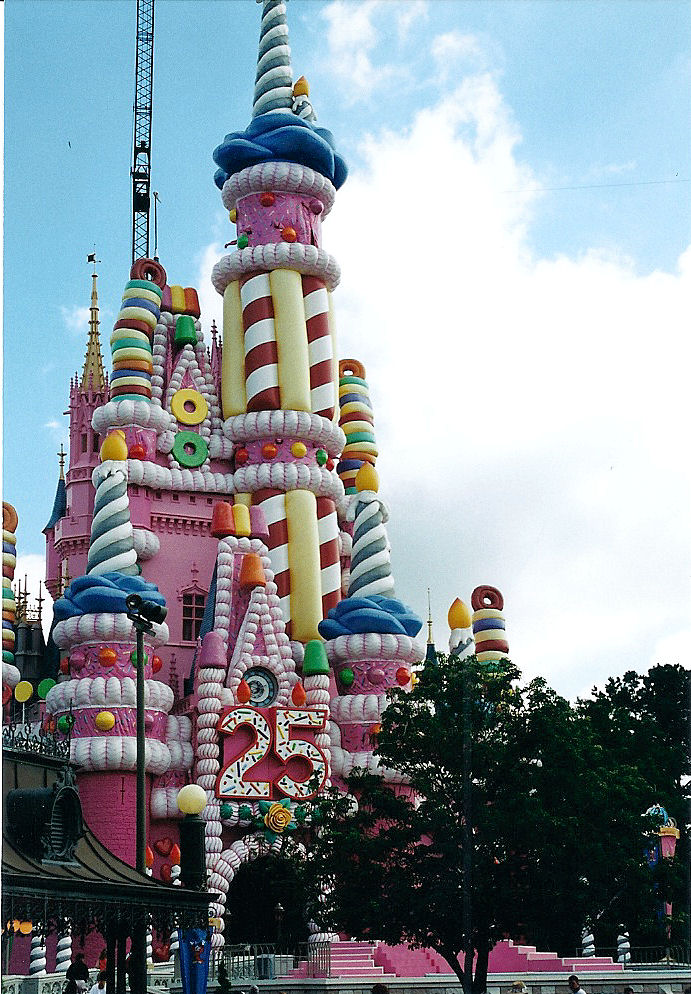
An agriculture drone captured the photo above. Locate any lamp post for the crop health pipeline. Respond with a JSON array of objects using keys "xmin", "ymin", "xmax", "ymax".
[{"xmin": 125, "ymin": 594, "xmax": 167, "ymax": 994}]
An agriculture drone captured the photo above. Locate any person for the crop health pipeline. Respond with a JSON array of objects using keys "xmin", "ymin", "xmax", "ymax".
[
  {"xmin": 98, "ymin": 949, "xmax": 107, "ymax": 973},
  {"xmin": 88, "ymin": 972, "xmax": 107, "ymax": 994},
  {"xmin": 66, "ymin": 954, "xmax": 90, "ymax": 992},
  {"xmin": 568, "ymin": 976, "xmax": 586, "ymax": 994},
  {"xmin": 510, "ymin": 983, "xmax": 528, "ymax": 994}
]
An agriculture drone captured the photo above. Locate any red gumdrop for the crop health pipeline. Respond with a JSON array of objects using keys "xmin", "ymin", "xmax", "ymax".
[
  {"xmin": 396, "ymin": 667, "xmax": 411, "ymax": 686},
  {"xmin": 237, "ymin": 679, "xmax": 251, "ymax": 704},
  {"xmin": 235, "ymin": 447, "xmax": 249, "ymax": 466},
  {"xmin": 60, "ymin": 658, "xmax": 70, "ymax": 675},
  {"xmin": 128, "ymin": 444, "xmax": 146, "ymax": 460},
  {"xmin": 281, "ymin": 227, "xmax": 297, "ymax": 243},
  {"xmin": 260, "ymin": 192, "xmax": 275, "ymax": 207},
  {"xmin": 292, "ymin": 682, "xmax": 307, "ymax": 707},
  {"xmin": 152, "ymin": 654, "xmax": 163, "ymax": 674},
  {"xmin": 261, "ymin": 442, "xmax": 277, "ymax": 460}
]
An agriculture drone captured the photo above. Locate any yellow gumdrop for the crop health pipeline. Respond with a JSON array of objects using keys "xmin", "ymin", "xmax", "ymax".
[
  {"xmin": 229, "ymin": 208, "xmax": 237, "ymax": 224},
  {"xmin": 291, "ymin": 441, "xmax": 307, "ymax": 458},
  {"xmin": 100, "ymin": 430, "xmax": 128, "ymax": 462},
  {"xmin": 232, "ymin": 502, "xmax": 251, "ymax": 537},
  {"xmin": 293, "ymin": 75, "xmax": 309, "ymax": 97},
  {"xmin": 355, "ymin": 464, "xmax": 379, "ymax": 493},
  {"xmin": 95, "ymin": 710, "xmax": 115, "ymax": 732},
  {"xmin": 448, "ymin": 597, "xmax": 472, "ymax": 630}
]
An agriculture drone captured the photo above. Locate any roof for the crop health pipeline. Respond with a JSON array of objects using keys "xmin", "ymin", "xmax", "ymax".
[
  {"xmin": 43, "ymin": 476, "xmax": 67, "ymax": 532},
  {"xmin": 2, "ymin": 823, "xmax": 214, "ymax": 934}
]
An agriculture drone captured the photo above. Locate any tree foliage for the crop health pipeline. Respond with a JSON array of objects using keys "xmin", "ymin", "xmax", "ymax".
[{"xmin": 298, "ymin": 656, "xmax": 688, "ymax": 991}]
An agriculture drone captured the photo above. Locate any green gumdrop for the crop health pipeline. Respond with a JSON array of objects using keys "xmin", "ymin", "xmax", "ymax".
[
  {"xmin": 130, "ymin": 649, "xmax": 148, "ymax": 668},
  {"xmin": 220, "ymin": 803, "xmax": 233, "ymax": 819},
  {"xmin": 303, "ymin": 639, "xmax": 329, "ymax": 676},
  {"xmin": 37, "ymin": 678, "xmax": 56, "ymax": 700},
  {"xmin": 237, "ymin": 234, "xmax": 249, "ymax": 249},
  {"xmin": 174, "ymin": 314, "xmax": 197, "ymax": 348},
  {"xmin": 238, "ymin": 804, "xmax": 252, "ymax": 820},
  {"xmin": 57, "ymin": 714, "xmax": 74, "ymax": 734},
  {"xmin": 340, "ymin": 667, "xmax": 354, "ymax": 687},
  {"xmin": 315, "ymin": 448, "xmax": 327, "ymax": 466}
]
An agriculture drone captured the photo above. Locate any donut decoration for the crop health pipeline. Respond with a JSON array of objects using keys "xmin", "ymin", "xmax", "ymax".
[
  {"xmin": 337, "ymin": 359, "xmax": 378, "ymax": 494},
  {"xmin": 2, "ymin": 501, "xmax": 18, "ymax": 668},
  {"xmin": 110, "ymin": 259, "xmax": 167, "ymax": 403},
  {"xmin": 170, "ymin": 388, "xmax": 208, "ymax": 427},
  {"xmin": 471, "ymin": 585, "xmax": 509, "ymax": 667},
  {"xmin": 171, "ymin": 430, "xmax": 208, "ymax": 469}
]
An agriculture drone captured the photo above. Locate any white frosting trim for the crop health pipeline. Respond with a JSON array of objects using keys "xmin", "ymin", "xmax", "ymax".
[
  {"xmin": 222, "ymin": 161, "xmax": 336, "ymax": 216},
  {"xmin": 52, "ymin": 613, "xmax": 169, "ymax": 650},
  {"xmin": 212, "ymin": 244, "xmax": 341, "ymax": 295},
  {"xmin": 225, "ymin": 409, "xmax": 345, "ymax": 453},
  {"xmin": 93, "ymin": 399, "xmax": 175, "ymax": 434},
  {"xmin": 324, "ymin": 633, "xmax": 425, "ymax": 664}
]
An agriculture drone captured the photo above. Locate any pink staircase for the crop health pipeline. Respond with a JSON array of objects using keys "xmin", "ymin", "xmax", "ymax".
[{"xmin": 284, "ymin": 941, "xmax": 396, "ymax": 979}]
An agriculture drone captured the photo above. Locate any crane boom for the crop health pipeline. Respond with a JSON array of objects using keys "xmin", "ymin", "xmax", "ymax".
[{"xmin": 131, "ymin": 0, "xmax": 155, "ymax": 264}]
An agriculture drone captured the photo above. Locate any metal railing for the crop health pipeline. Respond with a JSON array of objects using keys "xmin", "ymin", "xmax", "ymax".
[
  {"xmin": 211, "ymin": 941, "xmax": 331, "ymax": 982},
  {"xmin": 576, "ymin": 944, "xmax": 689, "ymax": 967}
]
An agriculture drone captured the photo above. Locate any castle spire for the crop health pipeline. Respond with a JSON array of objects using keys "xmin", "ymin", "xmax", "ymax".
[
  {"xmin": 252, "ymin": 0, "xmax": 293, "ymax": 117},
  {"xmin": 81, "ymin": 268, "xmax": 105, "ymax": 391}
]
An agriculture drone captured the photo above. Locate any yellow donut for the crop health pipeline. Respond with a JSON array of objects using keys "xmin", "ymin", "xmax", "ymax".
[
  {"xmin": 110, "ymin": 327, "xmax": 151, "ymax": 347},
  {"xmin": 110, "ymin": 347, "xmax": 153, "ymax": 363},
  {"xmin": 121, "ymin": 286, "xmax": 163, "ymax": 306},
  {"xmin": 171, "ymin": 388, "xmax": 208, "ymax": 426}
]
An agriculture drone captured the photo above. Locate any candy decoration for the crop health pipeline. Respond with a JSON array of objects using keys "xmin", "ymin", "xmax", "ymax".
[
  {"xmin": 237, "ymin": 679, "xmax": 251, "ymax": 704},
  {"xmin": 448, "ymin": 597, "xmax": 472, "ymax": 630},
  {"xmin": 37, "ymin": 678, "xmax": 56, "ymax": 700},
  {"xmin": 15, "ymin": 680, "xmax": 33, "ymax": 703},
  {"xmin": 171, "ymin": 431, "xmax": 208, "ymax": 468},
  {"xmin": 99, "ymin": 647, "xmax": 117, "ymax": 666},
  {"xmin": 111, "ymin": 265, "xmax": 165, "ymax": 402},
  {"xmin": 86, "ymin": 465, "xmax": 138, "ymax": 576},
  {"xmin": 317, "ymin": 495, "xmax": 340, "ymax": 621},
  {"xmin": 303, "ymin": 640, "xmax": 329, "ymax": 677},
  {"xmin": 100, "ymin": 430, "xmax": 128, "ymax": 463},
  {"xmin": 235, "ymin": 447, "xmax": 249, "ymax": 466},
  {"xmin": 346, "ymin": 466, "xmax": 395, "ymax": 599},
  {"xmin": 57, "ymin": 714, "xmax": 75, "ymax": 734},
  {"xmin": 281, "ymin": 226, "xmax": 297, "ymax": 242},
  {"xmin": 171, "ymin": 388, "xmax": 208, "ymax": 426},
  {"xmin": 251, "ymin": 0, "xmax": 293, "ymax": 117},
  {"xmin": 261, "ymin": 442, "xmax": 278, "ymax": 459},
  {"xmin": 241, "ymin": 273, "xmax": 280, "ymax": 411},
  {"xmin": 130, "ymin": 648, "xmax": 148, "ymax": 668},
  {"xmin": 396, "ymin": 667, "xmax": 410, "ymax": 686},
  {"xmin": 237, "ymin": 234, "xmax": 249, "ymax": 250},
  {"xmin": 95, "ymin": 710, "xmax": 115, "ymax": 732},
  {"xmin": 128, "ymin": 443, "xmax": 146, "ymax": 460},
  {"xmin": 152, "ymin": 654, "xmax": 163, "ymax": 674},
  {"xmin": 233, "ymin": 502, "xmax": 251, "ymax": 537},
  {"xmin": 337, "ymin": 360, "xmax": 378, "ymax": 493},
  {"xmin": 291, "ymin": 441, "xmax": 307, "ymax": 458},
  {"xmin": 2, "ymin": 502, "xmax": 18, "ymax": 670},
  {"xmin": 59, "ymin": 658, "xmax": 69, "ymax": 675},
  {"xmin": 303, "ymin": 275, "xmax": 336, "ymax": 419},
  {"xmin": 146, "ymin": 844, "xmax": 154, "ymax": 868},
  {"xmin": 260, "ymin": 192, "xmax": 275, "ymax": 207},
  {"xmin": 174, "ymin": 315, "xmax": 197, "ymax": 349},
  {"xmin": 170, "ymin": 843, "xmax": 181, "ymax": 865},
  {"xmin": 291, "ymin": 682, "xmax": 307, "ymax": 707},
  {"xmin": 471, "ymin": 585, "xmax": 509, "ymax": 665},
  {"xmin": 315, "ymin": 448, "xmax": 327, "ymax": 466},
  {"xmin": 211, "ymin": 501, "xmax": 236, "ymax": 538},
  {"xmin": 239, "ymin": 552, "xmax": 266, "ymax": 590}
]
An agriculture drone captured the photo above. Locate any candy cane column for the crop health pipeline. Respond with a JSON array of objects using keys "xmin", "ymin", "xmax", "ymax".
[{"xmin": 211, "ymin": 0, "xmax": 349, "ymax": 643}]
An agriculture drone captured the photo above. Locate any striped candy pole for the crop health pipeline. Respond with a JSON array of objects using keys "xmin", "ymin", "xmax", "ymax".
[
  {"xmin": 302, "ymin": 276, "xmax": 336, "ymax": 420},
  {"xmin": 471, "ymin": 585, "xmax": 509, "ymax": 668},
  {"xmin": 253, "ymin": 489, "xmax": 290, "ymax": 627},
  {"xmin": 316, "ymin": 496, "xmax": 340, "ymax": 620},
  {"xmin": 252, "ymin": 1, "xmax": 293, "ymax": 118},
  {"xmin": 241, "ymin": 274, "xmax": 281, "ymax": 411}
]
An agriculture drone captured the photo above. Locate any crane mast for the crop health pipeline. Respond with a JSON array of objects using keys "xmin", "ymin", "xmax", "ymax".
[{"xmin": 131, "ymin": 0, "xmax": 154, "ymax": 264}]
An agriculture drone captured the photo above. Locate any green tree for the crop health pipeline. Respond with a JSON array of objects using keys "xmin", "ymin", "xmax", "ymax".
[{"xmin": 300, "ymin": 654, "xmax": 683, "ymax": 992}]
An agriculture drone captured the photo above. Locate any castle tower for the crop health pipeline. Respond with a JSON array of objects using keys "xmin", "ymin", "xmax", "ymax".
[
  {"xmin": 44, "ymin": 271, "xmax": 108, "ymax": 599},
  {"xmin": 212, "ymin": 0, "xmax": 347, "ymax": 645}
]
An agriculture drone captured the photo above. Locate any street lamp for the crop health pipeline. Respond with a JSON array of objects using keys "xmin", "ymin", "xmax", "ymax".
[{"xmin": 125, "ymin": 593, "xmax": 167, "ymax": 994}]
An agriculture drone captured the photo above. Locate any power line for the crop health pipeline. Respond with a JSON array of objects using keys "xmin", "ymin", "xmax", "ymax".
[{"xmin": 504, "ymin": 176, "xmax": 689, "ymax": 194}]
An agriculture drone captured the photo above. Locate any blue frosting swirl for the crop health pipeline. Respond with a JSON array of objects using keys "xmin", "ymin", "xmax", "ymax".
[
  {"xmin": 53, "ymin": 572, "xmax": 166, "ymax": 621},
  {"xmin": 213, "ymin": 112, "xmax": 347, "ymax": 190},
  {"xmin": 319, "ymin": 595, "xmax": 422, "ymax": 640}
]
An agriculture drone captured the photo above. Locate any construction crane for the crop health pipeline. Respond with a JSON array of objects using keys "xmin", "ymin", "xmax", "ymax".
[{"xmin": 131, "ymin": 0, "xmax": 155, "ymax": 264}]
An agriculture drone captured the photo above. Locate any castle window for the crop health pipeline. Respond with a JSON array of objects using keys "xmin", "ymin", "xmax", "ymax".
[
  {"xmin": 81, "ymin": 433, "xmax": 88, "ymax": 453},
  {"xmin": 182, "ymin": 593, "xmax": 205, "ymax": 642},
  {"xmin": 93, "ymin": 433, "xmax": 99, "ymax": 453},
  {"xmin": 172, "ymin": 494, "xmax": 179, "ymax": 502}
]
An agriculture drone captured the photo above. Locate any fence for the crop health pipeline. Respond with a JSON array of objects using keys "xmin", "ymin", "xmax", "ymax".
[
  {"xmin": 577, "ymin": 945, "xmax": 689, "ymax": 968},
  {"xmin": 211, "ymin": 941, "xmax": 331, "ymax": 982}
]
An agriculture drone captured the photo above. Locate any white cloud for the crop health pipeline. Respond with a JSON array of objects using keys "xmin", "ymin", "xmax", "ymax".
[
  {"xmin": 322, "ymin": 69, "xmax": 691, "ymax": 700},
  {"xmin": 61, "ymin": 304, "xmax": 90, "ymax": 336},
  {"xmin": 43, "ymin": 419, "xmax": 68, "ymax": 446},
  {"xmin": 194, "ymin": 239, "xmax": 225, "ymax": 340},
  {"xmin": 431, "ymin": 30, "xmax": 485, "ymax": 79},
  {"xmin": 319, "ymin": 1, "xmax": 400, "ymax": 99},
  {"xmin": 396, "ymin": 1, "xmax": 428, "ymax": 41}
]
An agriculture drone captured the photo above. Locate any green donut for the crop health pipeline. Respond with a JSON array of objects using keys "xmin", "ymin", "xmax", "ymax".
[
  {"xmin": 172, "ymin": 430, "xmax": 208, "ymax": 468},
  {"xmin": 125, "ymin": 279, "xmax": 164, "ymax": 299}
]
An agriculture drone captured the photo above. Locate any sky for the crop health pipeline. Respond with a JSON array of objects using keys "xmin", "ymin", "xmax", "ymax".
[{"xmin": 3, "ymin": 0, "xmax": 690, "ymax": 701}]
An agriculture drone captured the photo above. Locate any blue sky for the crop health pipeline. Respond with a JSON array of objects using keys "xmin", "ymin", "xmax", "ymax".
[{"xmin": 3, "ymin": 0, "xmax": 690, "ymax": 699}]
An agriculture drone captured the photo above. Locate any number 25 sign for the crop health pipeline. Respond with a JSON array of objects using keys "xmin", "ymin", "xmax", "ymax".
[{"xmin": 216, "ymin": 706, "xmax": 328, "ymax": 801}]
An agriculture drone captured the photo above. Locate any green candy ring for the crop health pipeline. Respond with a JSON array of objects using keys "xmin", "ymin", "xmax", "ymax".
[{"xmin": 172, "ymin": 430, "xmax": 208, "ymax": 469}]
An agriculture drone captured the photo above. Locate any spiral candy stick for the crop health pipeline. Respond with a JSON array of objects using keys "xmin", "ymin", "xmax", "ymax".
[
  {"xmin": 2, "ymin": 502, "xmax": 18, "ymax": 670},
  {"xmin": 241, "ymin": 273, "xmax": 280, "ymax": 411},
  {"xmin": 303, "ymin": 275, "xmax": 336, "ymax": 419},
  {"xmin": 86, "ymin": 433, "xmax": 138, "ymax": 576},
  {"xmin": 337, "ymin": 361, "xmax": 378, "ymax": 494},
  {"xmin": 347, "ymin": 466, "xmax": 394, "ymax": 599},
  {"xmin": 252, "ymin": 1, "xmax": 293, "ymax": 118}
]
